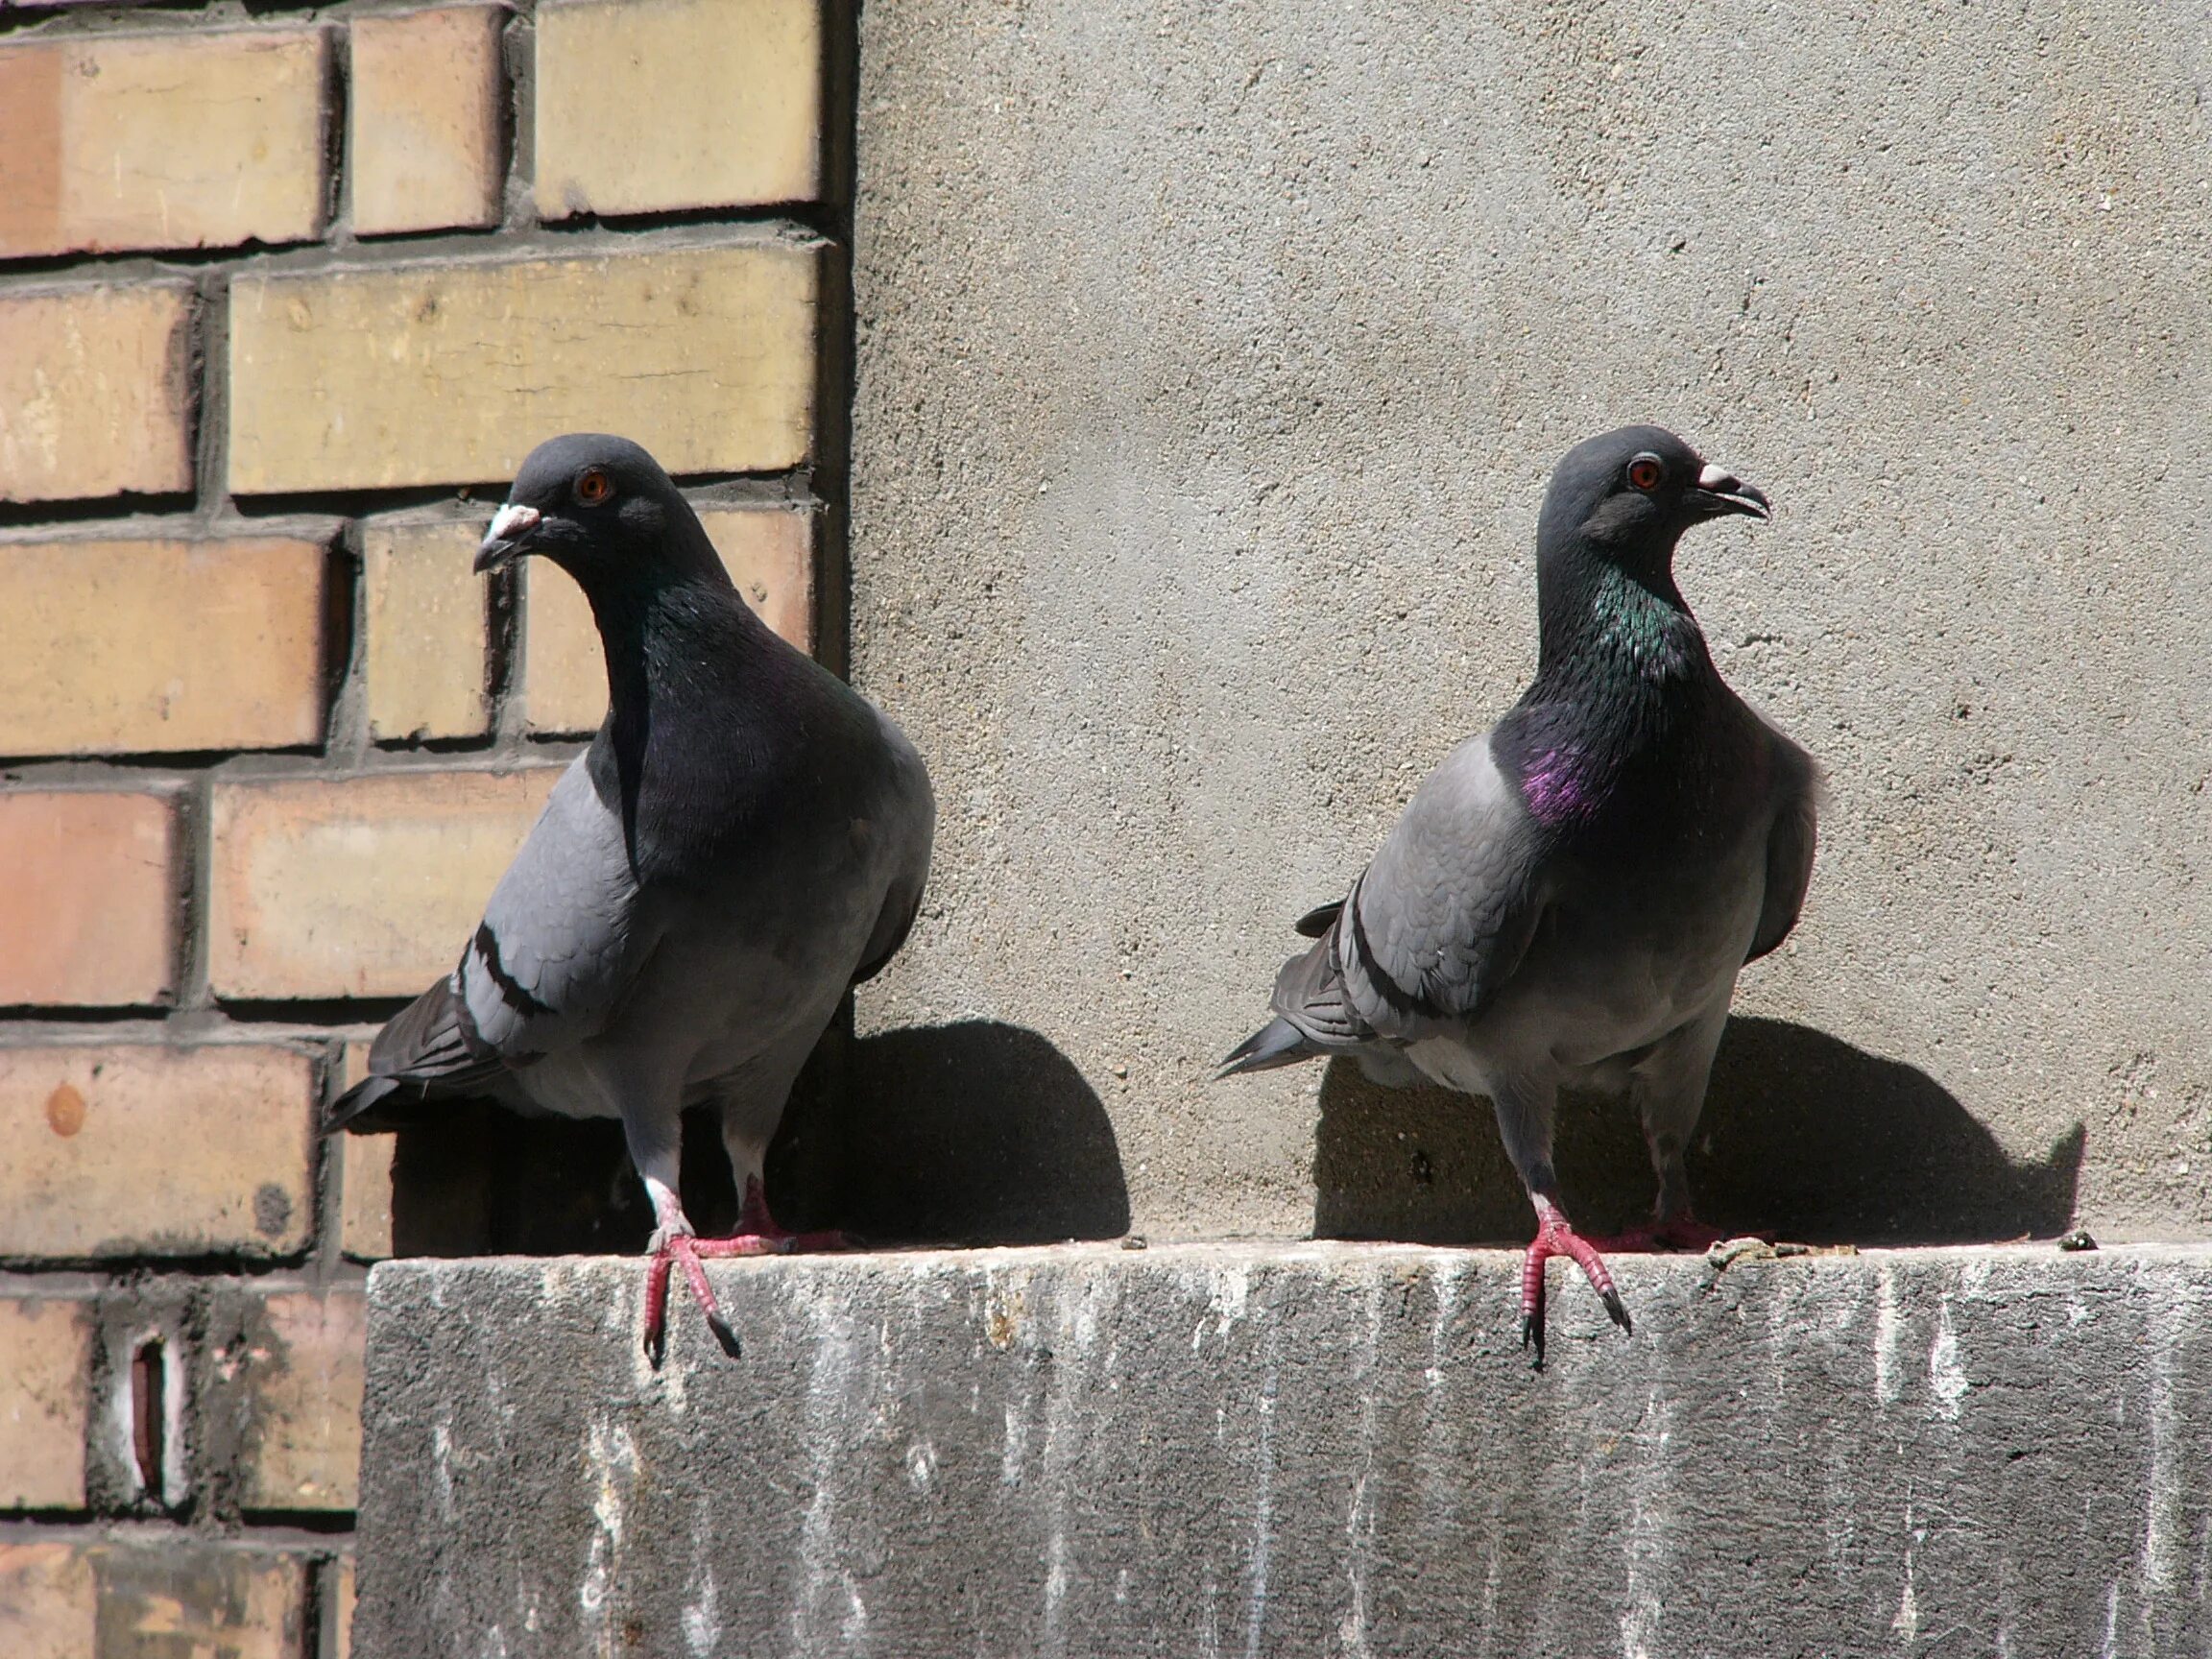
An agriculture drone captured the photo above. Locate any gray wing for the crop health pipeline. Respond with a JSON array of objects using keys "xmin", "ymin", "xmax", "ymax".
[
  {"xmin": 456, "ymin": 754, "xmax": 656, "ymax": 1057},
  {"xmin": 327, "ymin": 756, "xmax": 654, "ymax": 1129},
  {"xmin": 1745, "ymin": 736, "xmax": 1819, "ymax": 964},
  {"xmin": 1270, "ymin": 732, "xmax": 1548, "ymax": 1045}
]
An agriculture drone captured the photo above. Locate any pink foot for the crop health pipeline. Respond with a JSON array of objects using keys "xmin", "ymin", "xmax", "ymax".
[
  {"xmin": 640, "ymin": 1178, "xmax": 853, "ymax": 1367},
  {"xmin": 1521, "ymin": 1199, "xmax": 1633, "ymax": 1369},
  {"xmin": 1590, "ymin": 1214, "xmax": 1733, "ymax": 1254}
]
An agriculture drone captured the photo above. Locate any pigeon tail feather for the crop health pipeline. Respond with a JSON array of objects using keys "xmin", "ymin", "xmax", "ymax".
[{"xmin": 1217, "ymin": 1017, "xmax": 1319, "ymax": 1077}]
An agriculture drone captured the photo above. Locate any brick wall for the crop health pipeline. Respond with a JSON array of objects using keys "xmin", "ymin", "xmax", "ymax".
[{"xmin": 0, "ymin": 2, "xmax": 847, "ymax": 1652}]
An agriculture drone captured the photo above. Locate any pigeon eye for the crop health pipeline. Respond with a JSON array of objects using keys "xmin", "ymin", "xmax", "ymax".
[
  {"xmin": 574, "ymin": 468, "xmax": 613, "ymax": 506},
  {"xmin": 1625, "ymin": 455, "xmax": 1664, "ymax": 492}
]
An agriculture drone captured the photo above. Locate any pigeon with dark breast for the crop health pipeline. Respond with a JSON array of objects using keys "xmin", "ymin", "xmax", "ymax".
[
  {"xmin": 328, "ymin": 434, "xmax": 935, "ymax": 1365},
  {"xmin": 1223, "ymin": 425, "xmax": 1816, "ymax": 1365}
]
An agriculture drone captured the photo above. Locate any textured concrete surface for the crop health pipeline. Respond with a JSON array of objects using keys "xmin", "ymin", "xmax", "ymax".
[
  {"xmin": 355, "ymin": 1245, "xmax": 2212, "ymax": 1657},
  {"xmin": 845, "ymin": 3, "xmax": 2212, "ymax": 1242}
]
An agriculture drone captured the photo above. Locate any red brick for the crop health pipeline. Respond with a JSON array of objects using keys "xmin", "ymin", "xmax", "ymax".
[
  {"xmin": 0, "ymin": 1046, "xmax": 316, "ymax": 1260},
  {"xmin": 0, "ymin": 792, "xmax": 175, "ymax": 1007},
  {"xmin": 0, "ymin": 533, "xmax": 330, "ymax": 757},
  {"xmin": 235, "ymin": 1287, "xmax": 365, "ymax": 1512}
]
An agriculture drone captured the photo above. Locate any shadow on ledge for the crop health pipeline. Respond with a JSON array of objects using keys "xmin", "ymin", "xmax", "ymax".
[
  {"xmin": 387, "ymin": 1018, "xmax": 1127, "ymax": 1256},
  {"xmin": 1313, "ymin": 1015, "xmax": 2085, "ymax": 1247}
]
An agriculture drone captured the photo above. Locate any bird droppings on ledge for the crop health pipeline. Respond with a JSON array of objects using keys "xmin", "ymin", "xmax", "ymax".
[{"xmin": 354, "ymin": 1243, "xmax": 2212, "ymax": 1657}]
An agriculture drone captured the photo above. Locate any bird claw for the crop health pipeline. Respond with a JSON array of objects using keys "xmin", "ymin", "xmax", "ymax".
[
  {"xmin": 1520, "ymin": 1205, "xmax": 1633, "ymax": 1370},
  {"xmin": 640, "ymin": 1232, "xmax": 741, "ymax": 1368}
]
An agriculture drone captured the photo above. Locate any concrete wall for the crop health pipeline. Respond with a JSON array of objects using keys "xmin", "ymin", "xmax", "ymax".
[
  {"xmin": 352, "ymin": 1245, "xmax": 2212, "ymax": 1657},
  {"xmin": 847, "ymin": 2, "xmax": 2212, "ymax": 1243}
]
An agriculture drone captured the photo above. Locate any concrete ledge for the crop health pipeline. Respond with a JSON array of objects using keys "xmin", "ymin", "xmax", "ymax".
[{"xmin": 355, "ymin": 1244, "xmax": 2212, "ymax": 1656}]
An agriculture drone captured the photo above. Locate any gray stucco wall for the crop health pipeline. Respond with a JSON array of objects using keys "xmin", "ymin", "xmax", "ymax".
[{"xmin": 845, "ymin": 2, "xmax": 2211, "ymax": 1242}]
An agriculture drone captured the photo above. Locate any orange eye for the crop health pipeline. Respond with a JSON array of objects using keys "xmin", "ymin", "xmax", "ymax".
[
  {"xmin": 1626, "ymin": 455, "xmax": 1664, "ymax": 492},
  {"xmin": 574, "ymin": 468, "xmax": 613, "ymax": 506}
]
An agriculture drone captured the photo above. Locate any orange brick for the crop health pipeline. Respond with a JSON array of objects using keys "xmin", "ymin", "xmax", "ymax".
[
  {"xmin": 237, "ymin": 1288, "xmax": 365, "ymax": 1512},
  {"xmin": 0, "ymin": 1541, "xmax": 93, "ymax": 1659},
  {"xmin": 0, "ymin": 792, "xmax": 175, "ymax": 1007},
  {"xmin": 228, "ymin": 239, "xmax": 820, "ymax": 493},
  {"xmin": 361, "ymin": 517, "xmax": 492, "ymax": 743},
  {"xmin": 0, "ymin": 1046, "xmax": 315, "ymax": 1260},
  {"xmin": 0, "ymin": 1296, "xmax": 90, "ymax": 1509},
  {"xmin": 0, "ymin": 27, "xmax": 329, "ymax": 259},
  {"xmin": 349, "ymin": 7, "xmax": 506, "ymax": 236},
  {"xmin": 96, "ymin": 1544, "xmax": 303, "ymax": 1658},
  {"xmin": 0, "ymin": 534, "xmax": 329, "ymax": 757},
  {"xmin": 338, "ymin": 1047, "xmax": 396, "ymax": 1262},
  {"xmin": 535, "ymin": 0, "xmax": 820, "ymax": 218},
  {"xmin": 523, "ymin": 503, "xmax": 814, "ymax": 733},
  {"xmin": 0, "ymin": 282, "xmax": 194, "ymax": 503},
  {"xmin": 207, "ymin": 769, "xmax": 564, "ymax": 999}
]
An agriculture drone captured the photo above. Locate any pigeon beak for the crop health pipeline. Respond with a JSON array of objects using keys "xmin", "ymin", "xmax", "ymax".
[
  {"xmin": 474, "ymin": 503, "xmax": 542, "ymax": 573},
  {"xmin": 1688, "ymin": 463, "xmax": 1770, "ymax": 521}
]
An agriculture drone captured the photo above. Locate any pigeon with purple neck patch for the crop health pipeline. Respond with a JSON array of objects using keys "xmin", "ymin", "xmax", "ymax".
[
  {"xmin": 1222, "ymin": 425, "xmax": 1816, "ymax": 1366},
  {"xmin": 327, "ymin": 433, "xmax": 935, "ymax": 1366}
]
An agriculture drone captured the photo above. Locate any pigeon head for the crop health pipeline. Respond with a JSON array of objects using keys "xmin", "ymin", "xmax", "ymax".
[
  {"xmin": 1536, "ymin": 425, "xmax": 1769, "ymax": 578},
  {"xmin": 475, "ymin": 433, "xmax": 725, "ymax": 589}
]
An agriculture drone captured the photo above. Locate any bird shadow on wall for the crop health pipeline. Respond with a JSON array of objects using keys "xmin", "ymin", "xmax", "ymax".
[
  {"xmin": 1312, "ymin": 1015, "xmax": 2086, "ymax": 1246},
  {"xmin": 388, "ymin": 1018, "xmax": 1128, "ymax": 1256}
]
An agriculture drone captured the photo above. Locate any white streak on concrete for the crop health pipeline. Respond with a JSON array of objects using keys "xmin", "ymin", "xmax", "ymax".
[
  {"xmin": 2140, "ymin": 1279, "xmax": 2179, "ymax": 1595},
  {"xmin": 1929, "ymin": 1297, "xmax": 1968, "ymax": 1420},
  {"xmin": 1242, "ymin": 1327, "xmax": 1280, "ymax": 1659},
  {"xmin": 1875, "ymin": 1265, "xmax": 1903, "ymax": 1405},
  {"xmin": 681, "ymin": 1566, "xmax": 719, "ymax": 1657},
  {"xmin": 905, "ymin": 1439, "xmax": 937, "ymax": 1494},
  {"xmin": 580, "ymin": 1418, "xmax": 638, "ymax": 1659},
  {"xmin": 789, "ymin": 1295, "xmax": 870, "ymax": 1658},
  {"xmin": 1619, "ymin": 1388, "xmax": 1675, "ymax": 1659},
  {"xmin": 2100, "ymin": 1578, "xmax": 2120, "ymax": 1659},
  {"xmin": 1337, "ymin": 1284, "xmax": 1382, "ymax": 1659}
]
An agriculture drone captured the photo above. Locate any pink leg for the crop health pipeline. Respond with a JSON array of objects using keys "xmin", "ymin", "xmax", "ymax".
[
  {"xmin": 1589, "ymin": 1213, "xmax": 1734, "ymax": 1254},
  {"xmin": 686, "ymin": 1176, "xmax": 852, "ymax": 1258},
  {"xmin": 642, "ymin": 1178, "xmax": 852, "ymax": 1367},
  {"xmin": 1520, "ymin": 1196, "xmax": 1633, "ymax": 1368}
]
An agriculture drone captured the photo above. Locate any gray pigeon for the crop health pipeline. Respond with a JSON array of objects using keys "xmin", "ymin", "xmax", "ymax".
[
  {"xmin": 328, "ymin": 434, "xmax": 935, "ymax": 1364},
  {"xmin": 1223, "ymin": 425, "xmax": 1816, "ymax": 1365}
]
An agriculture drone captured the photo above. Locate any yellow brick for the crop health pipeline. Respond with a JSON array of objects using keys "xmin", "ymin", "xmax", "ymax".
[
  {"xmin": 0, "ymin": 27, "xmax": 329, "ymax": 259},
  {"xmin": 0, "ymin": 1542, "xmax": 94, "ymax": 1659},
  {"xmin": 0, "ymin": 534, "xmax": 329, "ymax": 757},
  {"xmin": 207, "ymin": 769, "xmax": 564, "ymax": 999},
  {"xmin": 0, "ymin": 1298, "xmax": 90, "ymax": 1509},
  {"xmin": 0, "ymin": 1046, "xmax": 315, "ymax": 1259},
  {"xmin": 523, "ymin": 504, "xmax": 815, "ymax": 733},
  {"xmin": 535, "ymin": 0, "xmax": 820, "ymax": 217},
  {"xmin": 362, "ymin": 517, "xmax": 492, "ymax": 743},
  {"xmin": 0, "ymin": 791, "xmax": 175, "ymax": 1007},
  {"xmin": 0, "ymin": 282, "xmax": 194, "ymax": 503},
  {"xmin": 350, "ymin": 7, "xmax": 506, "ymax": 236},
  {"xmin": 238, "ymin": 1288, "xmax": 365, "ymax": 1512},
  {"xmin": 331, "ymin": 1552, "xmax": 357, "ymax": 1659},
  {"xmin": 338, "ymin": 1047, "xmax": 395, "ymax": 1262},
  {"xmin": 228, "ymin": 239, "xmax": 820, "ymax": 493}
]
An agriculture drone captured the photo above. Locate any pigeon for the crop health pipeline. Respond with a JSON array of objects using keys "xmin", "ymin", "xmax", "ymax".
[
  {"xmin": 1223, "ymin": 425, "xmax": 1816, "ymax": 1365},
  {"xmin": 327, "ymin": 434, "xmax": 935, "ymax": 1365}
]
